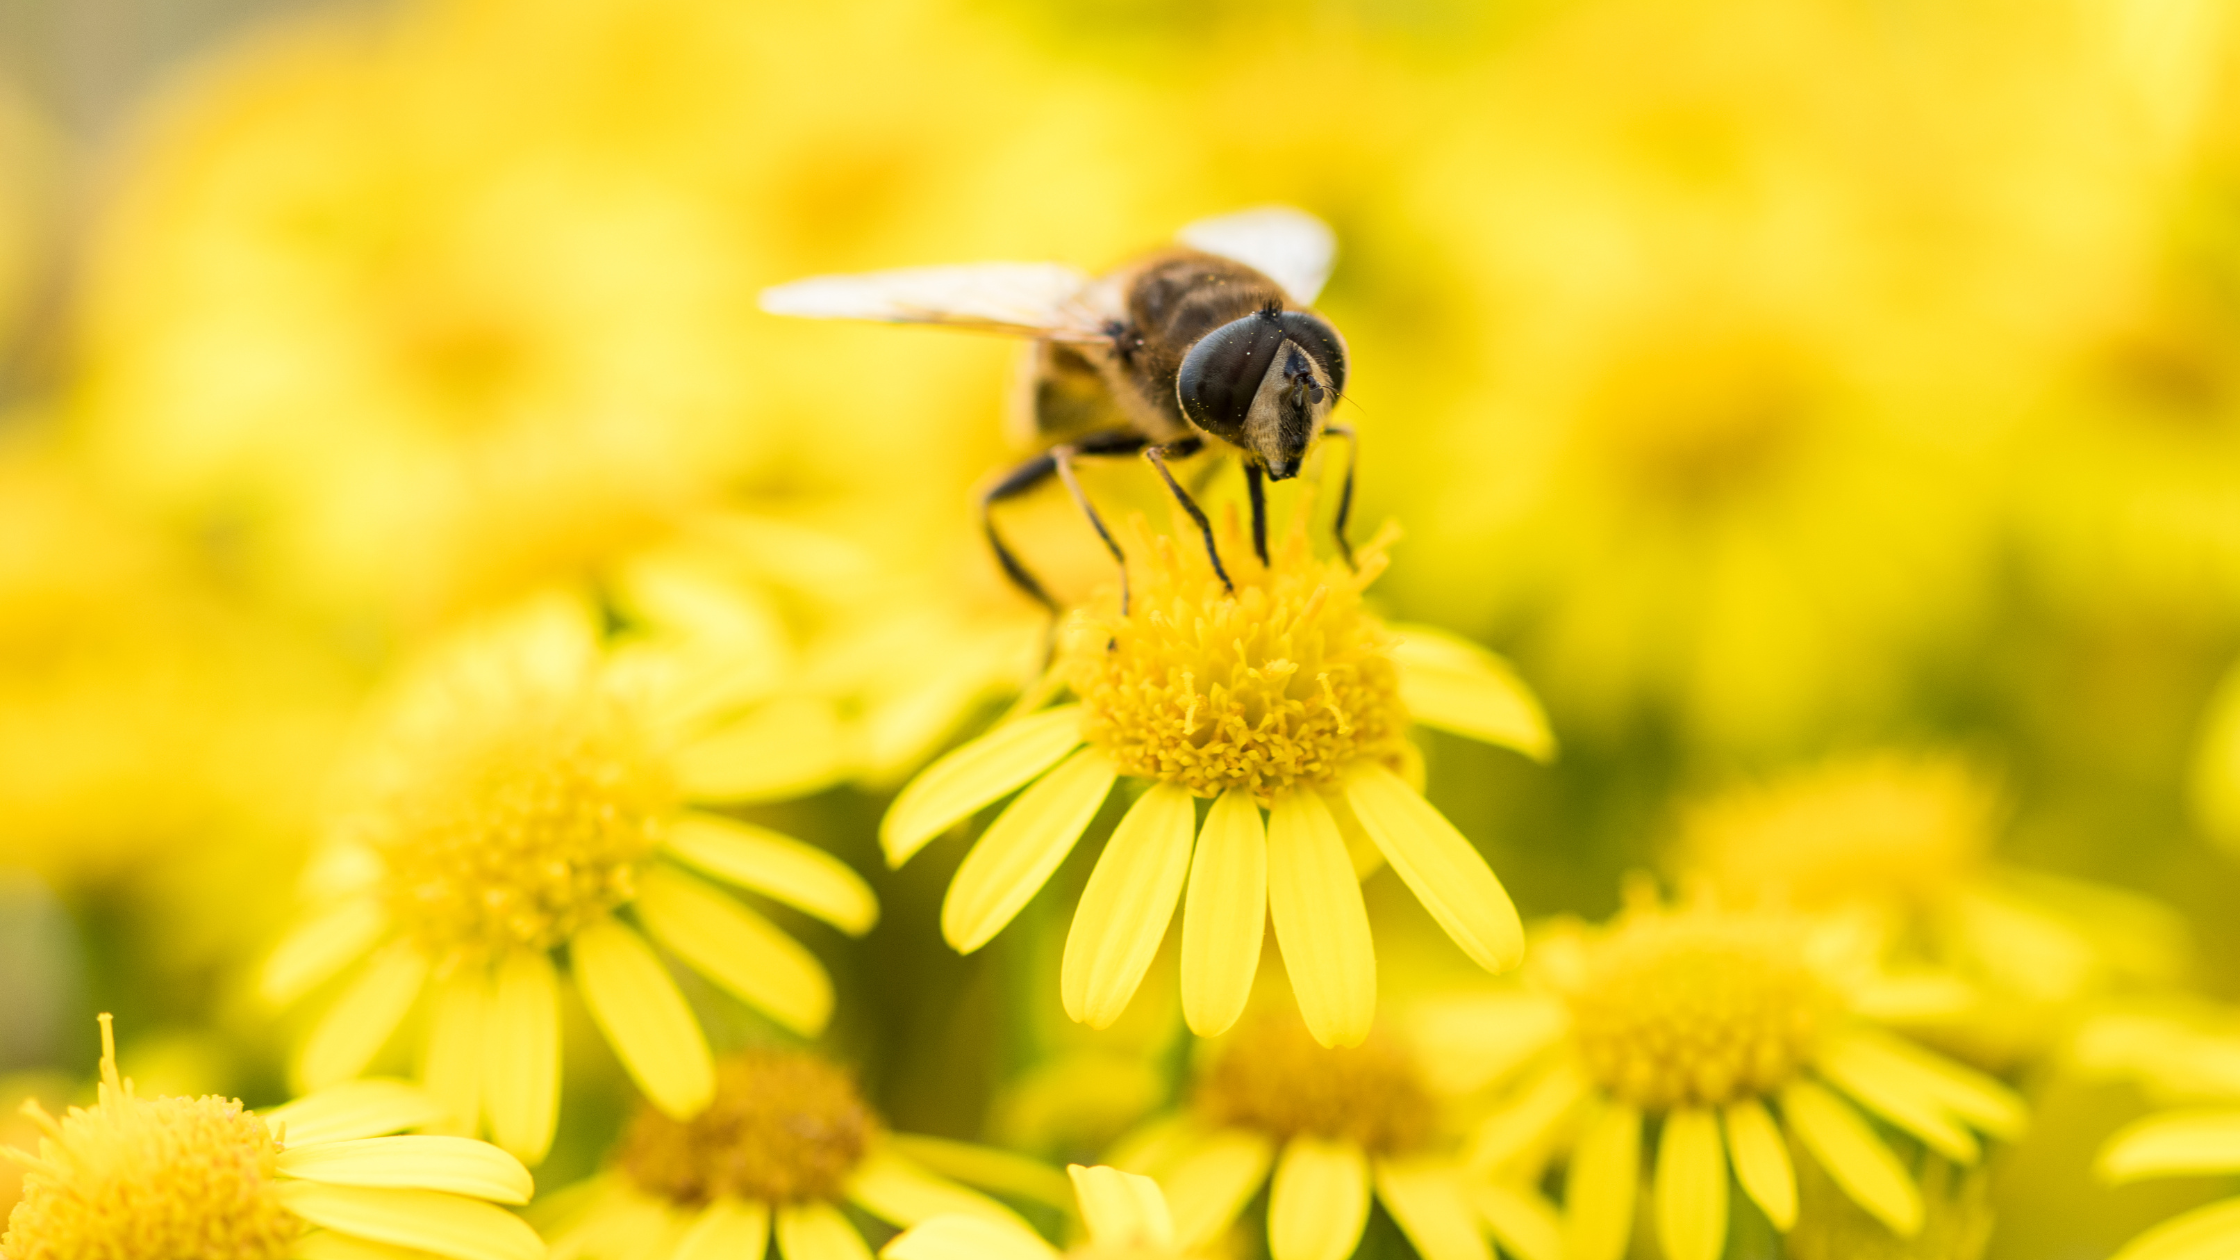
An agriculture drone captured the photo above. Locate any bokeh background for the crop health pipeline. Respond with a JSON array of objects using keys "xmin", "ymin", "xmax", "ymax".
[{"xmin": 5, "ymin": 1, "xmax": 2240, "ymax": 1256}]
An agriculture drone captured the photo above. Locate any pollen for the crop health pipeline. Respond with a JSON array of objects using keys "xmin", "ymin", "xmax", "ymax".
[
  {"xmin": 1064, "ymin": 512, "xmax": 1408, "ymax": 801},
  {"xmin": 354, "ymin": 675, "xmax": 678, "ymax": 957},
  {"xmin": 1194, "ymin": 1014, "xmax": 1436, "ymax": 1155},
  {"xmin": 616, "ymin": 1051, "xmax": 876, "ymax": 1206},
  {"xmin": 3, "ymin": 1016, "xmax": 297, "ymax": 1260},
  {"xmin": 1560, "ymin": 906, "xmax": 1833, "ymax": 1112}
]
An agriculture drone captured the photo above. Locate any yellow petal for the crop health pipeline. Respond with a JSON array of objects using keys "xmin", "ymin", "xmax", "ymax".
[
  {"xmin": 263, "ymin": 1080, "xmax": 447, "ymax": 1147},
  {"xmin": 294, "ymin": 1229, "xmax": 457, "ymax": 1260},
  {"xmin": 275, "ymin": 1182, "xmax": 541, "ymax": 1260},
  {"xmin": 848, "ymin": 1148, "xmax": 1032, "ymax": 1230},
  {"xmin": 675, "ymin": 1197, "xmax": 770, "ymax": 1260},
  {"xmin": 1267, "ymin": 1139, "xmax": 1371, "ymax": 1260},
  {"xmin": 1781, "ymin": 1079, "xmax": 1922, "ymax": 1237},
  {"xmin": 297, "ymin": 940, "xmax": 429, "ymax": 1091},
  {"xmin": 1340, "ymin": 763, "xmax": 1523, "ymax": 973},
  {"xmin": 2101, "ymin": 1109, "xmax": 2240, "ymax": 1183},
  {"xmin": 882, "ymin": 1134, "xmax": 1077, "ymax": 1211},
  {"xmin": 1721, "ymin": 1098, "xmax": 1796, "ymax": 1231},
  {"xmin": 1408, "ymin": 993, "xmax": 1569, "ymax": 1097},
  {"xmin": 1180, "ymin": 788, "xmax": 1267, "ymax": 1038},
  {"xmin": 1820, "ymin": 1029, "xmax": 2026, "ymax": 1140},
  {"xmin": 1654, "ymin": 1110, "xmax": 1728, "ymax": 1260},
  {"xmin": 1389, "ymin": 624, "xmax": 1555, "ymax": 761},
  {"xmin": 677, "ymin": 695, "xmax": 853, "ymax": 803},
  {"xmin": 881, "ymin": 1216, "xmax": 1060, "ymax": 1260},
  {"xmin": 666, "ymin": 812, "xmax": 879, "ymax": 935},
  {"xmin": 1070, "ymin": 1163, "xmax": 1176, "ymax": 1250},
  {"xmin": 1564, "ymin": 1102, "xmax": 1641, "ymax": 1260},
  {"xmin": 484, "ymin": 948, "xmax": 560, "ymax": 1165},
  {"xmin": 1466, "ymin": 1183, "xmax": 1562, "ymax": 1260},
  {"xmin": 2111, "ymin": 1198, "xmax": 2240, "ymax": 1260},
  {"xmin": 1266, "ymin": 790, "xmax": 1375, "ymax": 1048},
  {"xmin": 1160, "ymin": 1129, "xmax": 1274, "ymax": 1248},
  {"xmin": 280, "ymin": 1135, "xmax": 534, "ymax": 1204},
  {"xmin": 883, "ymin": 705, "xmax": 1086, "ymax": 866},
  {"xmin": 1817, "ymin": 1042, "xmax": 1981, "ymax": 1164},
  {"xmin": 638, "ymin": 862, "xmax": 833, "ymax": 1035},
  {"xmin": 421, "ymin": 965, "xmax": 487, "ymax": 1139},
  {"xmin": 1062, "ymin": 782, "xmax": 1196, "ymax": 1028},
  {"xmin": 571, "ymin": 916, "xmax": 715, "ymax": 1120},
  {"xmin": 940, "ymin": 747, "xmax": 1116, "ymax": 953},
  {"xmin": 1464, "ymin": 1061, "xmax": 1589, "ymax": 1179},
  {"xmin": 1374, "ymin": 1160, "xmax": 1492, "ymax": 1260},
  {"xmin": 775, "ymin": 1199, "xmax": 875, "ymax": 1260},
  {"xmin": 264, "ymin": 900, "xmax": 389, "ymax": 1007}
]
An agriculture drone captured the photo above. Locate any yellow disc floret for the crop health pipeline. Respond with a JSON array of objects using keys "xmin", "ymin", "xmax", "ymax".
[
  {"xmin": 1195, "ymin": 1014, "xmax": 1435, "ymax": 1155},
  {"xmin": 1560, "ymin": 907, "xmax": 1833, "ymax": 1111},
  {"xmin": 351, "ymin": 663, "xmax": 677, "ymax": 957},
  {"xmin": 1065, "ymin": 512, "xmax": 1407, "ymax": 800},
  {"xmin": 617, "ymin": 1051, "xmax": 875, "ymax": 1206},
  {"xmin": 3, "ymin": 1016, "xmax": 296, "ymax": 1260}
]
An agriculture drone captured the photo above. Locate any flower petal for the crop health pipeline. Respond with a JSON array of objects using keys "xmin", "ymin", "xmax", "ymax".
[
  {"xmin": 2100, "ymin": 1109, "xmax": 2240, "ymax": 1183},
  {"xmin": 2110, "ymin": 1197, "xmax": 2240, "ymax": 1260},
  {"xmin": 264, "ymin": 900, "xmax": 389, "ymax": 1007},
  {"xmin": 275, "ymin": 1182, "xmax": 541, "ymax": 1260},
  {"xmin": 1817, "ymin": 1041, "xmax": 1981, "ymax": 1163},
  {"xmin": 848, "ymin": 1148, "xmax": 1033, "ymax": 1231},
  {"xmin": 1267, "ymin": 790, "xmax": 1376, "ymax": 1048},
  {"xmin": 638, "ymin": 862, "xmax": 834, "ymax": 1035},
  {"xmin": 1071, "ymin": 1163, "xmax": 1175, "ymax": 1250},
  {"xmin": 1409, "ymin": 993, "xmax": 1569, "ymax": 1097},
  {"xmin": 666, "ymin": 812, "xmax": 879, "ymax": 935},
  {"xmin": 1464, "ymin": 1061, "xmax": 1589, "ymax": 1180},
  {"xmin": 1341, "ymin": 762, "xmax": 1523, "ymax": 973},
  {"xmin": 1062, "ymin": 782, "xmax": 1196, "ymax": 1028},
  {"xmin": 1374, "ymin": 1160, "xmax": 1492, "ymax": 1260},
  {"xmin": 263, "ymin": 1080, "xmax": 447, "ymax": 1147},
  {"xmin": 1820, "ymin": 1028, "xmax": 2026, "ymax": 1140},
  {"xmin": 882, "ymin": 1134, "xmax": 1077, "ymax": 1210},
  {"xmin": 940, "ymin": 747, "xmax": 1116, "ymax": 953},
  {"xmin": 1389, "ymin": 624, "xmax": 1555, "ymax": 761},
  {"xmin": 1466, "ymin": 1183, "xmax": 1562, "ymax": 1260},
  {"xmin": 1722, "ymin": 1099, "xmax": 1796, "ymax": 1231},
  {"xmin": 882, "ymin": 1216, "xmax": 1059, "ymax": 1260},
  {"xmin": 421, "ymin": 964, "xmax": 487, "ymax": 1139},
  {"xmin": 1654, "ymin": 1109, "xmax": 1728, "ymax": 1260},
  {"xmin": 1782, "ymin": 1079, "xmax": 1922, "ymax": 1238},
  {"xmin": 675, "ymin": 1197, "xmax": 770, "ymax": 1260},
  {"xmin": 571, "ymin": 916, "xmax": 715, "ymax": 1120},
  {"xmin": 279, "ymin": 1135, "xmax": 533, "ymax": 1204},
  {"xmin": 1160, "ymin": 1129, "xmax": 1273, "ymax": 1249},
  {"xmin": 1267, "ymin": 1139, "xmax": 1371, "ymax": 1260},
  {"xmin": 776, "ymin": 1199, "xmax": 875, "ymax": 1260},
  {"xmin": 1180, "ymin": 788, "xmax": 1267, "ymax": 1038},
  {"xmin": 297, "ymin": 940, "xmax": 430, "ymax": 1091},
  {"xmin": 294, "ymin": 1230, "xmax": 456, "ymax": 1260},
  {"xmin": 484, "ymin": 948, "xmax": 559, "ymax": 1165},
  {"xmin": 883, "ymin": 705, "xmax": 1086, "ymax": 866},
  {"xmin": 1564, "ymin": 1102, "xmax": 1641, "ymax": 1260},
  {"xmin": 677, "ymin": 695, "xmax": 853, "ymax": 803}
]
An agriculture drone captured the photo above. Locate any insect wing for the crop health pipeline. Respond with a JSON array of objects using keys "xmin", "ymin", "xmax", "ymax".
[
  {"xmin": 1177, "ymin": 206, "xmax": 1337, "ymax": 305},
  {"xmin": 758, "ymin": 262, "xmax": 1112, "ymax": 340}
]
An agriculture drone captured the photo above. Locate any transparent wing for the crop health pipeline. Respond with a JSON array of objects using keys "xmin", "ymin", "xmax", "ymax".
[
  {"xmin": 1177, "ymin": 206, "xmax": 1338, "ymax": 305},
  {"xmin": 758, "ymin": 262, "xmax": 1113, "ymax": 340}
]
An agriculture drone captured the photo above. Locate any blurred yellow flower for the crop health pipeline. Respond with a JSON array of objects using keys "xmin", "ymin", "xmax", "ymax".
[
  {"xmin": 2097, "ymin": 1095, "xmax": 2240, "ymax": 1259},
  {"xmin": 884, "ymin": 1164, "xmax": 1198, "ymax": 1260},
  {"xmin": 881, "ymin": 512, "xmax": 1551, "ymax": 1047},
  {"xmin": 3, "ymin": 1014, "xmax": 541, "ymax": 1260},
  {"xmin": 264, "ymin": 597, "xmax": 871, "ymax": 1162}
]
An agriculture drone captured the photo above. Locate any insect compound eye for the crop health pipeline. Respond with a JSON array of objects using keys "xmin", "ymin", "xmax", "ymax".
[
  {"xmin": 1176, "ymin": 313, "xmax": 1291, "ymax": 441},
  {"xmin": 1277, "ymin": 311, "xmax": 1347, "ymax": 398}
]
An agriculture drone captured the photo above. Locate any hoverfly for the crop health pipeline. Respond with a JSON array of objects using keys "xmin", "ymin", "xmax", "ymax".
[{"xmin": 759, "ymin": 207, "xmax": 1354, "ymax": 613}]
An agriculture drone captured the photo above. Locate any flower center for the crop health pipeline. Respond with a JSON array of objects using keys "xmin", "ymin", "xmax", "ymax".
[
  {"xmin": 616, "ymin": 1051, "xmax": 876, "ymax": 1206},
  {"xmin": 1064, "ymin": 514, "xmax": 1407, "ymax": 800},
  {"xmin": 1193, "ymin": 1016, "xmax": 1435, "ymax": 1155},
  {"xmin": 4, "ymin": 1020, "xmax": 297, "ymax": 1260},
  {"xmin": 357, "ymin": 675, "xmax": 676, "ymax": 957},
  {"xmin": 1561, "ymin": 910, "xmax": 1832, "ymax": 1111}
]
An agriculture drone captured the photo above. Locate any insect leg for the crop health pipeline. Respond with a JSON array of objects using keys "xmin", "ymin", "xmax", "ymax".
[
  {"xmin": 1144, "ymin": 438, "xmax": 1235, "ymax": 594},
  {"xmin": 1243, "ymin": 460, "xmax": 1269, "ymax": 566},
  {"xmin": 1049, "ymin": 442, "xmax": 1136, "ymax": 616},
  {"xmin": 978, "ymin": 453, "xmax": 1063, "ymax": 613},
  {"xmin": 1323, "ymin": 424, "xmax": 1358, "ymax": 570}
]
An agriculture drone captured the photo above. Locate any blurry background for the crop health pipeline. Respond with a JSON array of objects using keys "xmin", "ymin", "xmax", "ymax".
[{"xmin": 3, "ymin": 0, "xmax": 2240, "ymax": 1256}]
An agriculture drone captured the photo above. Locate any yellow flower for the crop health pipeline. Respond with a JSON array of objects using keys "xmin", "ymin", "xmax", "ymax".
[
  {"xmin": 1105, "ymin": 1012, "xmax": 1562, "ymax": 1260},
  {"xmin": 542, "ymin": 1049, "xmax": 1053, "ymax": 1260},
  {"xmin": 2096, "ymin": 1099, "xmax": 2240, "ymax": 1260},
  {"xmin": 883, "ymin": 1164, "xmax": 1202, "ymax": 1260},
  {"xmin": 3, "ymin": 1014, "xmax": 541, "ymax": 1260},
  {"xmin": 1427, "ymin": 894, "xmax": 2025, "ymax": 1260},
  {"xmin": 264, "ymin": 597, "xmax": 872, "ymax": 1163},
  {"xmin": 880, "ymin": 512, "xmax": 1553, "ymax": 1047}
]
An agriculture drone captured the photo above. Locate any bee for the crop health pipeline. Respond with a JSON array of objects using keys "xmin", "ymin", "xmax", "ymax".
[{"xmin": 759, "ymin": 207, "xmax": 1354, "ymax": 613}]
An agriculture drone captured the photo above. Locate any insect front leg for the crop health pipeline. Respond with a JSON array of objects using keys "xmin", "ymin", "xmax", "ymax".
[
  {"xmin": 1143, "ymin": 437, "xmax": 1235, "ymax": 595},
  {"xmin": 1323, "ymin": 424, "xmax": 1358, "ymax": 570},
  {"xmin": 1243, "ymin": 460, "xmax": 1269, "ymax": 566}
]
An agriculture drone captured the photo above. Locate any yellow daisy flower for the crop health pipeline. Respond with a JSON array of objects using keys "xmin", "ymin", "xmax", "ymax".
[
  {"xmin": 883, "ymin": 1164, "xmax": 1202, "ymax": 1260},
  {"xmin": 541, "ymin": 1048, "xmax": 1052, "ymax": 1260},
  {"xmin": 880, "ymin": 511, "xmax": 1553, "ymax": 1048},
  {"xmin": 4, "ymin": 1014, "xmax": 541, "ymax": 1260},
  {"xmin": 1427, "ymin": 894, "xmax": 2025, "ymax": 1260},
  {"xmin": 263, "ymin": 597, "xmax": 874, "ymax": 1163},
  {"xmin": 1107, "ymin": 1012, "xmax": 1563, "ymax": 1260}
]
